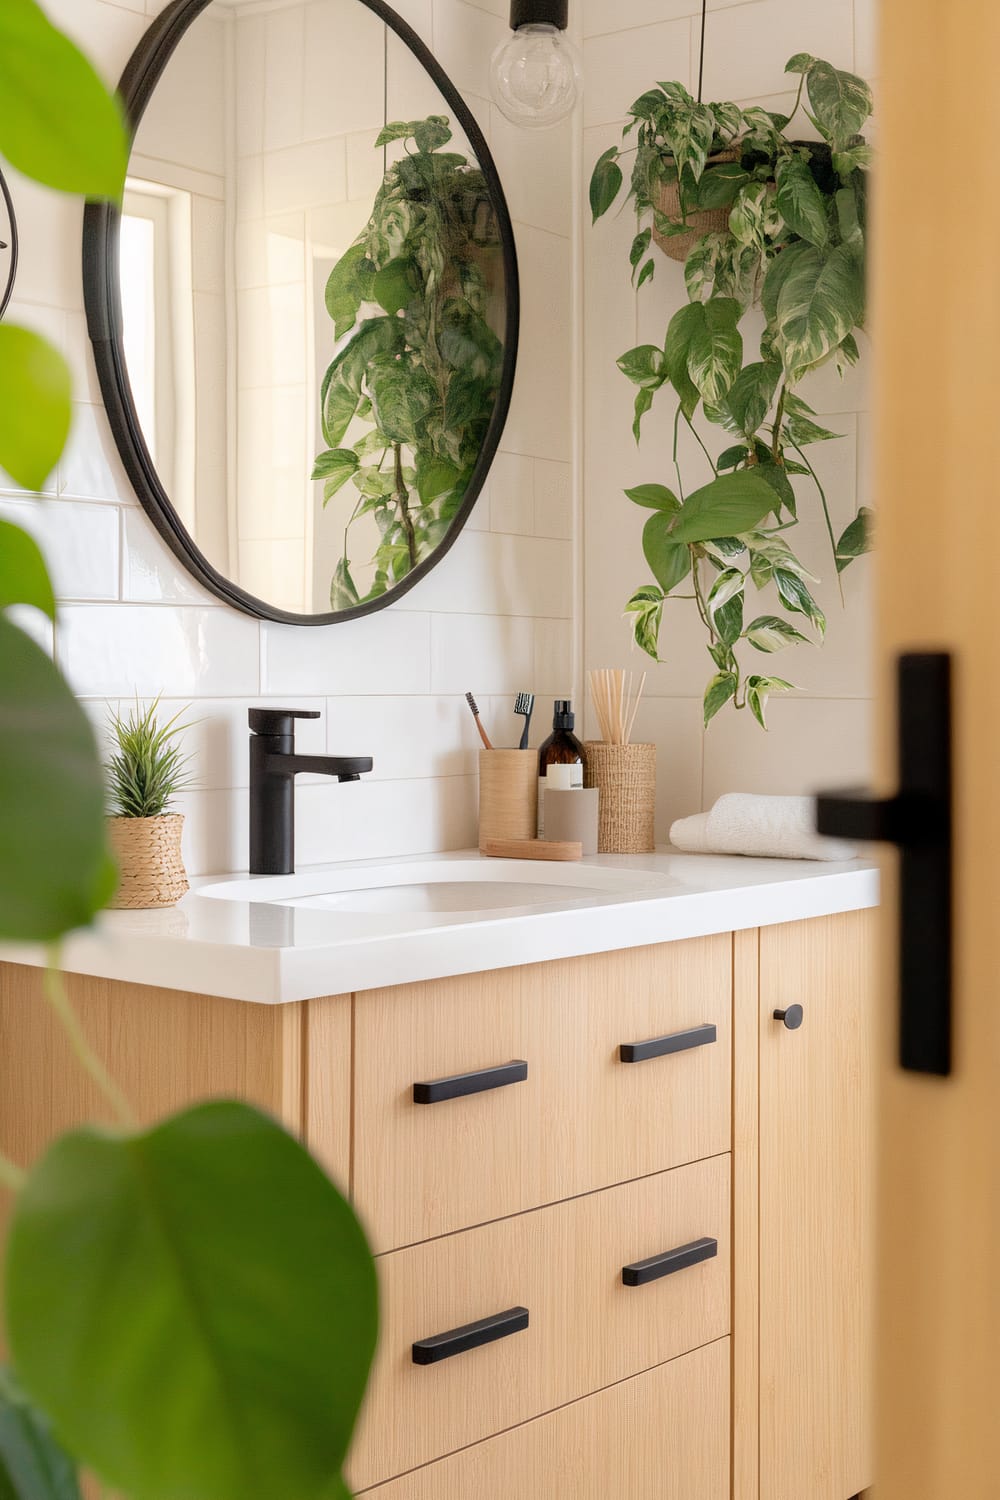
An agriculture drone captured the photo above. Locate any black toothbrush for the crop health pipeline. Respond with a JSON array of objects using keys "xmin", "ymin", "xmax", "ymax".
[{"xmin": 515, "ymin": 692, "xmax": 535, "ymax": 750}]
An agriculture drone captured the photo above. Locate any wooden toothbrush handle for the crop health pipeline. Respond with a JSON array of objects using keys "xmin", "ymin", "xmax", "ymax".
[{"xmin": 474, "ymin": 717, "xmax": 494, "ymax": 751}]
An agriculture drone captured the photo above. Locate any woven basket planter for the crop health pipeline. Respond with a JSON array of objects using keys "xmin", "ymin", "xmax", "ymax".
[
  {"xmin": 107, "ymin": 814, "xmax": 189, "ymax": 910},
  {"xmin": 652, "ymin": 148, "xmax": 741, "ymax": 262},
  {"xmin": 583, "ymin": 742, "xmax": 657, "ymax": 854}
]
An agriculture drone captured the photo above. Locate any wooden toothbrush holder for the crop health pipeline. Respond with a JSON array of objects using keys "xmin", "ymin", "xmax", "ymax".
[
  {"xmin": 583, "ymin": 742, "xmax": 657, "ymax": 854},
  {"xmin": 478, "ymin": 750, "xmax": 538, "ymax": 852}
]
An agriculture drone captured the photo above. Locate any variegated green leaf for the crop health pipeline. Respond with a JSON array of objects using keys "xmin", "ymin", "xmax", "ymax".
[
  {"xmin": 806, "ymin": 62, "xmax": 873, "ymax": 153},
  {"xmin": 625, "ymin": 585, "xmax": 665, "ymax": 661},
  {"xmin": 835, "ymin": 505, "xmax": 874, "ymax": 571},
  {"xmin": 773, "ymin": 243, "xmax": 865, "ymax": 380},
  {"xmin": 685, "ymin": 298, "xmax": 743, "ymax": 406},
  {"xmin": 684, "ymin": 233, "xmax": 725, "ymax": 303},
  {"xmin": 721, "ymin": 361, "xmax": 781, "ymax": 438},
  {"xmin": 633, "ymin": 387, "xmax": 654, "ymax": 443},
  {"xmin": 833, "ymin": 142, "xmax": 874, "ymax": 180},
  {"xmin": 703, "ymin": 672, "xmax": 737, "ymax": 726},
  {"xmin": 617, "ymin": 344, "xmax": 666, "ymax": 390},
  {"xmin": 782, "ymin": 393, "xmax": 842, "ymax": 446},
  {"xmin": 785, "ymin": 53, "xmax": 818, "ymax": 75},
  {"xmin": 745, "ymin": 615, "xmax": 811, "ymax": 652},
  {"xmin": 729, "ymin": 182, "xmax": 768, "ymax": 247},
  {"xmin": 746, "ymin": 673, "xmax": 795, "ymax": 729},
  {"xmin": 774, "ymin": 567, "xmax": 826, "ymax": 636},
  {"xmin": 774, "ymin": 155, "xmax": 829, "ymax": 248}
]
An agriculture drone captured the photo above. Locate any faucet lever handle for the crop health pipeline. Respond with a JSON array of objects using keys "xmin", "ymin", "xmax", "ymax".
[{"xmin": 249, "ymin": 707, "xmax": 322, "ymax": 736}]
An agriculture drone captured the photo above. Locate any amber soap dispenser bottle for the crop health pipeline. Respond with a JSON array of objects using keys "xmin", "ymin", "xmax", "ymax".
[{"xmin": 537, "ymin": 699, "xmax": 584, "ymax": 837}]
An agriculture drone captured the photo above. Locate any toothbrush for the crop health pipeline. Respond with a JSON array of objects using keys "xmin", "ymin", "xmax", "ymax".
[
  {"xmin": 465, "ymin": 692, "xmax": 494, "ymax": 750},
  {"xmin": 514, "ymin": 692, "xmax": 535, "ymax": 750}
]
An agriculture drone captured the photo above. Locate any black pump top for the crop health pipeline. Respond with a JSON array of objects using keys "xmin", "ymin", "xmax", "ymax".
[
  {"xmin": 552, "ymin": 699, "xmax": 575, "ymax": 730},
  {"xmin": 511, "ymin": 0, "xmax": 569, "ymax": 31}
]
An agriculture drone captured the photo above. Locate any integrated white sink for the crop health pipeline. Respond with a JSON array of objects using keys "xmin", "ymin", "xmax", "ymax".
[{"xmin": 199, "ymin": 857, "xmax": 677, "ymax": 921}]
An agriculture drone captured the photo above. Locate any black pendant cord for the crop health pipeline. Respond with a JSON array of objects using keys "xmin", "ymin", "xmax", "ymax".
[{"xmin": 696, "ymin": 0, "xmax": 707, "ymax": 103}]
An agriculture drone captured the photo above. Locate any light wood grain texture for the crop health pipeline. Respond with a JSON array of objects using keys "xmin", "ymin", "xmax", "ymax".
[
  {"xmin": 757, "ymin": 911, "xmax": 875, "ymax": 1500},
  {"xmin": 0, "ymin": 965, "xmax": 307, "ymax": 1173},
  {"xmin": 303, "ymin": 993, "xmax": 353, "ymax": 1191},
  {"xmin": 872, "ymin": 3, "xmax": 1000, "ymax": 1495},
  {"xmin": 349, "ymin": 1156, "xmax": 730, "ymax": 1489},
  {"xmin": 731, "ymin": 927, "xmax": 759, "ymax": 1500},
  {"xmin": 481, "ymin": 838, "xmax": 582, "ymax": 860},
  {"xmin": 478, "ymin": 749, "xmax": 537, "ymax": 849},
  {"xmin": 351, "ymin": 938, "xmax": 731, "ymax": 1251},
  {"xmin": 357, "ymin": 1337, "xmax": 730, "ymax": 1499}
]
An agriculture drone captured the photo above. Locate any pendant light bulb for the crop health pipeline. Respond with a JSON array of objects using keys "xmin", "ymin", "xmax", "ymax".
[{"xmin": 490, "ymin": 1, "xmax": 581, "ymax": 130}]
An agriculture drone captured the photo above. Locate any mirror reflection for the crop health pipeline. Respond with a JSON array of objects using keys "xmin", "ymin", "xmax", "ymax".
[{"xmin": 120, "ymin": 0, "xmax": 512, "ymax": 618}]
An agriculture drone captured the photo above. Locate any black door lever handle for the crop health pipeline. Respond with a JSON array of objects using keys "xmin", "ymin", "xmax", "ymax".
[{"xmin": 815, "ymin": 653, "xmax": 952, "ymax": 1077}]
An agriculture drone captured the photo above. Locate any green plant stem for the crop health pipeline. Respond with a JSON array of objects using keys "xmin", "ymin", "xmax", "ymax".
[
  {"xmin": 672, "ymin": 403, "xmax": 686, "ymax": 499},
  {"xmin": 771, "ymin": 384, "xmax": 787, "ymax": 463},
  {"xmin": 0, "ymin": 1150, "xmax": 26, "ymax": 1192},
  {"xmin": 789, "ymin": 439, "xmax": 846, "ymax": 605},
  {"xmin": 393, "ymin": 443, "xmax": 418, "ymax": 570},
  {"xmin": 43, "ymin": 957, "xmax": 135, "ymax": 1127},
  {"xmin": 690, "ymin": 549, "xmax": 716, "ymax": 642},
  {"xmin": 683, "ymin": 411, "xmax": 718, "ymax": 479}
]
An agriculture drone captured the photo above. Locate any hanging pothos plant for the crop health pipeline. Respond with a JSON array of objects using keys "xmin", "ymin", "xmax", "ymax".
[
  {"xmin": 590, "ymin": 54, "xmax": 874, "ymax": 728},
  {"xmin": 314, "ymin": 115, "xmax": 504, "ymax": 610}
]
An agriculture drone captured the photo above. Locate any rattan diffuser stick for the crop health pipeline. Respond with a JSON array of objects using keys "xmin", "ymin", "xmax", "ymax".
[{"xmin": 588, "ymin": 669, "xmax": 646, "ymax": 746}]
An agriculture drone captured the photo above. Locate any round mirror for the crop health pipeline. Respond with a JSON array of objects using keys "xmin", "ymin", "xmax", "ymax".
[
  {"xmin": 84, "ymin": 0, "xmax": 519, "ymax": 623},
  {"xmin": 0, "ymin": 167, "xmax": 16, "ymax": 320}
]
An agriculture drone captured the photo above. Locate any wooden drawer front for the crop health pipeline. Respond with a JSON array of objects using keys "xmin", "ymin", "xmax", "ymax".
[
  {"xmin": 357, "ymin": 1336, "xmax": 730, "ymax": 1499},
  {"xmin": 353, "ymin": 937, "xmax": 731, "ymax": 1250},
  {"xmin": 349, "ymin": 1155, "xmax": 730, "ymax": 1489}
]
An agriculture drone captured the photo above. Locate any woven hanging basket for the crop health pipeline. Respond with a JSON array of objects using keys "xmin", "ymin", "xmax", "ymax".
[
  {"xmin": 652, "ymin": 148, "xmax": 742, "ymax": 263},
  {"xmin": 107, "ymin": 814, "xmax": 189, "ymax": 910},
  {"xmin": 583, "ymin": 742, "xmax": 657, "ymax": 855}
]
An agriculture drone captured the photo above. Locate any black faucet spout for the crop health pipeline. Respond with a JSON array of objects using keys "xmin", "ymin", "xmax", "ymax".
[{"xmin": 249, "ymin": 709, "xmax": 373, "ymax": 875}]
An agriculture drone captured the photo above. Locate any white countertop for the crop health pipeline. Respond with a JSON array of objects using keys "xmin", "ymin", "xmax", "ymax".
[{"xmin": 1, "ymin": 849, "xmax": 879, "ymax": 1005}]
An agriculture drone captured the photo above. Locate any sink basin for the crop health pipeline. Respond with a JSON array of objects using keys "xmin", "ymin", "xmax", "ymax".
[{"xmin": 199, "ymin": 858, "xmax": 676, "ymax": 922}]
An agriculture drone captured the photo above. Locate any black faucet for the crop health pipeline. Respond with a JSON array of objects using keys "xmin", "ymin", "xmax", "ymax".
[{"xmin": 249, "ymin": 708, "xmax": 373, "ymax": 875}]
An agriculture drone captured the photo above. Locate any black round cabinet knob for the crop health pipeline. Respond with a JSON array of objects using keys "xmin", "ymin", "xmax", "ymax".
[{"xmin": 773, "ymin": 1004, "xmax": 804, "ymax": 1031}]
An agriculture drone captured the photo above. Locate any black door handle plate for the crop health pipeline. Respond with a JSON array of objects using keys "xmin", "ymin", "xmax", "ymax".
[{"xmin": 816, "ymin": 652, "xmax": 952, "ymax": 1077}]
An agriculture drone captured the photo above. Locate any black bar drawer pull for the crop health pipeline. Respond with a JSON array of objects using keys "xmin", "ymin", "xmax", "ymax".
[
  {"xmin": 412, "ymin": 1306, "xmax": 529, "ymax": 1365},
  {"xmin": 619, "ymin": 1023, "xmax": 717, "ymax": 1064},
  {"xmin": 413, "ymin": 1059, "xmax": 528, "ymax": 1105},
  {"xmin": 622, "ymin": 1236, "xmax": 718, "ymax": 1287}
]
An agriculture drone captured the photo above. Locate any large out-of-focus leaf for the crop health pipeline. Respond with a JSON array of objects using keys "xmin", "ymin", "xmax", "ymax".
[
  {"xmin": 0, "ymin": 520, "xmax": 56, "ymax": 619},
  {"xmin": 0, "ymin": 1368, "xmax": 82, "ymax": 1500},
  {"xmin": 7, "ymin": 1102, "xmax": 379, "ymax": 1500},
  {"xmin": 0, "ymin": 327, "xmax": 72, "ymax": 492},
  {"xmin": 0, "ymin": 0, "xmax": 127, "ymax": 197},
  {"xmin": 0, "ymin": 618, "xmax": 114, "ymax": 941}
]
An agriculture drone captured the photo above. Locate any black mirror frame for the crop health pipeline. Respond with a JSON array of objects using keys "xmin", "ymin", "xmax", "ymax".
[
  {"xmin": 0, "ymin": 166, "xmax": 18, "ymax": 320},
  {"xmin": 83, "ymin": 0, "xmax": 520, "ymax": 626}
]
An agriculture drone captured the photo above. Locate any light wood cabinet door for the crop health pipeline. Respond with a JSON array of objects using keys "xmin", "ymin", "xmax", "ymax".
[
  {"xmin": 351, "ymin": 937, "xmax": 731, "ymax": 1251},
  {"xmin": 356, "ymin": 1337, "xmax": 730, "ymax": 1500},
  {"xmin": 348, "ymin": 1155, "xmax": 730, "ymax": 1489},
  {"xmin": 758, "ymin": 911, "xmax": 876, "ymax": 1500}
]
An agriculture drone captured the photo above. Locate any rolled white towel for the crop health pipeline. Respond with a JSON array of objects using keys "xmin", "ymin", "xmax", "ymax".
[{"xmin": 670, "ymin": 793, "xmax": 858, "ymax": 862}]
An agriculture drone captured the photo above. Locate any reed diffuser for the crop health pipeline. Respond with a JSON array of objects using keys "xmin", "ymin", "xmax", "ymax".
[{"xmin": 585, "ymin": 669, "xmax": 656, "ymax": 854}]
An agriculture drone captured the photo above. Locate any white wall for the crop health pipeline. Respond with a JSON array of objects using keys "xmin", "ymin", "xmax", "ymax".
[
  {"xmin": 582, "ymin": 0, "xmax": 878, "ymax": 839},
  {"xmin": 1, "ymin": 0, "xmax": 576, "ymax": 876}
]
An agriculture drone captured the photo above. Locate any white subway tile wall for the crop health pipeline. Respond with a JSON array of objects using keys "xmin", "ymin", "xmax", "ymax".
[
  {"xmin": 583, "ymin": 0, "xmax": 877, "ymax": 833},
  {"xmin": 9, "ymin": 0, "xmax": 876, "ymax": 872},
  {"xmin": 5, "ymin": 0, "xmax": 577, "ymax": 874}
]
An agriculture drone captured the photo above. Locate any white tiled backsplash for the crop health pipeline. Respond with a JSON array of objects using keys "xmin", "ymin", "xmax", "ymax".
[{"xmin": 7, "ymin": 0, "xmax": 876, "ymax": 873}]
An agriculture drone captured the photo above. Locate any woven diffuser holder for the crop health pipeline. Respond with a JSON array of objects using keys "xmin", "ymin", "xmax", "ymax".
[
  {"xmin": 584, "ymin": 743, "xmax": 656, "ymax": 854},
  {"xmin": 652, "ymin": 148, "xmax": 740, "ymax": 262},
  {"xmin": 479, "ymin": 750, "xmax": 538, "ymax": 853},
  {"xmin": 107, "ymin": 814, "xmax": 189, "ymax": 909}
]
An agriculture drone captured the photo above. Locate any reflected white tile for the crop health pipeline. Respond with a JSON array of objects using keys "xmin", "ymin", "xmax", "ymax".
[
  {"xmin": 400, "ymin": 531, "xmax": 572, "ymax": 618},
  {"xmin": 237, "ymin": 214, "xmax": 307, "ymax": 290},
  {"xmin": 237, "ymin": 283, "xmax": 307, "ymax": 389},
  {"xmin": 346, "ymin": 131, "xmax": 386, "ymax": 204},
  {"xmin": 59, "ymin": 606, "xmax": 260, "ymax": 698},
  {"xmin": 264, "ymin": 7, "xmax": 306, "ymax": 152},
  {"xmin": 0, "ymin": 496, "xmax": 119, "ymax": 601},
  {"xmin": 263, "ymin": 138, "xmax": 348, "ymax": 216},
  {"xmin": 235, "ymin": 13, "xmax": 266, "ymax": 157},
  {"xmin": 303, "ymin": 0, "xmax": 385, "ymax": 140},
  {"xmin": 702, "ymin": 696, "xmax": 873, "ymax": 807},
  {"xmin": 238, "ymin": 539, "xmax": 309, "ymax": 615},
  {"xmin": 191, "ymin": 196, "xmax": 226, "ymax": 295},
  {"xmin": 135, "ymin": 13, "xmax": 227, "ymax": 177},
  {"xmin": 237, "ymin": 156, "xmax": 265, "ymax": 221},
  {"xmin": 261, "ymin": 610, "xmax": 432, "ymax": 695},
  {"xmin": 430, "ymin": 611, "xmax": 534, "ymax": 694}
]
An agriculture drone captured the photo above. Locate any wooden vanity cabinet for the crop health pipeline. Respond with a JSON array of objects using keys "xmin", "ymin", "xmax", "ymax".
[{"xmin": 0, "ymin": 910, "xmax": 875, "ymax": 1499}]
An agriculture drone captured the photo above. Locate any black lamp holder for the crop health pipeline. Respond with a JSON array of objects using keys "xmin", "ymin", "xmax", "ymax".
[{"xmin": 510, "ymin": 0, "xmax": 568, "ymax": 30}]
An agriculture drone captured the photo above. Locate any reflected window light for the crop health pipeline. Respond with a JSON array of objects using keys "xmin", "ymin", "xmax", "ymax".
[{"xmin": 120, "ymin": 212, "xmax": 158, "ymax": 462}]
